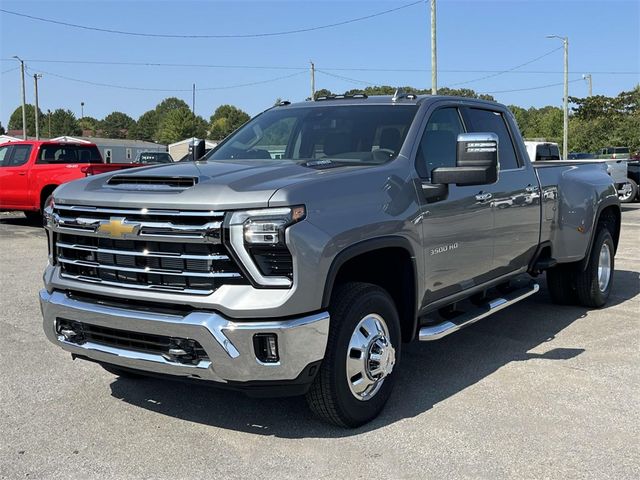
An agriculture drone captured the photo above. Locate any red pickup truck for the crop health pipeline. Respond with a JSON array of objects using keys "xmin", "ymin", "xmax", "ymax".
[{"xmin": 0, "ymin": 140, "xmax": 135, "ymax": 221}]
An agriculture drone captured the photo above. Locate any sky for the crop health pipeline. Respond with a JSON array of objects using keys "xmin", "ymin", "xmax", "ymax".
[{"xmin": 1, "ymin": 0, "xmax": 639, "ymax": 126}]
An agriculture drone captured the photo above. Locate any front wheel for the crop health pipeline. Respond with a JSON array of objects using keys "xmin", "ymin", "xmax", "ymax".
[
  {"xmin": 619, "ymin": 179, "xmax": 638, "ymax": 203},
  {"xmin": 306, "ymin": 282, "xmax": 401, "ymax": 428}
]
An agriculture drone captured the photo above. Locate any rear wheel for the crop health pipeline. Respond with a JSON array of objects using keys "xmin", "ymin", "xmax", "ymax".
[
  {"xmin": 306, "ymin": 282, "xmax": 401, "ymax": 428},
  {"xmin": 575, "ymin": 228, "xmax": 615, "ymax": 308}
]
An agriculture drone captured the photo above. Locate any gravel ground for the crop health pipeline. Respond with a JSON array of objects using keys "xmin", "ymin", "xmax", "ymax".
[{"xmin": 0, "ymin": 206, "xmax": 638, "ymax": 480}]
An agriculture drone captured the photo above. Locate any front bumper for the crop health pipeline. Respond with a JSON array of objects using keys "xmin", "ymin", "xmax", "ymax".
[{"xmin": 40, "ymin": 289, "xmax": 329, "ymax": 385}]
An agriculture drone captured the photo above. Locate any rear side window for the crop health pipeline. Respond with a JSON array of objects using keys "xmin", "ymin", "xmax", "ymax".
[
  {"xmin": 463, "ymin": 108, "xmax": 520, "ymax": 170},
  {"xmin": 416, "ymin": 107, "xmax": 464, "ymax": 179},
  {"xmin": 38, "ymin": 145, "xmax": 102, "ymax": 164}
]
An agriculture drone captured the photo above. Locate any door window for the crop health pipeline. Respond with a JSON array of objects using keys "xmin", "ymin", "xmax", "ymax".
[
  {"xmin": 9, "ymin": 145, "xmax": 32, "ymax": 166},
  {"xmin": 416, "ymin": 107, "xmax": 464, "ymax": 179},
  {"xmin": 463, "ymin": 108, "xmax": 520, "ymax": 170},
  {"xmin": 0, "ymin": 146, "xmax": 12, "ymax": 167}
]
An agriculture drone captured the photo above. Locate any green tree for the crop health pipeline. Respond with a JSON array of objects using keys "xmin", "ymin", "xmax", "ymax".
[
  {"xmin": 155, "ymin": 97, "xmax": 190, "ymax": 116},
  {"xmin": 131, "ymin": 109, "xmax": 159, "ymax": 141},
  {"xmin": 78, "ymin": 116, "xmax": 100, "ymax": 135},
  {"xmin": 0, "ymin": 122, "xmax": 5, "ymax": 135},
  {"xmin": 7, "ymin": 104, "xmax": 44, "ymax": 137},
  {"xmin": 209, "ymin": 105, "xmax": 250, "ymax": 141},
  {"xmin": 48, "ymin": 109, "xmax": 81, "ymax": 137},
  {"xmin": 156, "ymin": 107, "xmax": 207, "ymax": 144},
  {"xmin": 101, "ymin": 111, "xmax": 135, "ymax": 139}
]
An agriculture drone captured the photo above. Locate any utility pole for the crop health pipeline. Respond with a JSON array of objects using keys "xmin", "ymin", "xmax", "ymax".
[
  {"xmin": 81, "ymin": 101, "xmax": 84, "ymax": 118},
  {"xmin": 583, "ymin": 74, "xmax": 592, "ymax": 97},
  {"xmin": 310, "ymin": 61, "xmax": 315, "ymax": 100},
  {"xmin": 430, "ymin": 0, "xmax": 437, "ymax": 95},
  {"xmin": 47, "ymin": 109, "xmax": 51, "ymax": 138},
  {"xmin": 547, "ymin": 35, "xmax": 569, "ymax": 160},
  {"xmin": 13, "ymin": 56, "xmax": 27, "ymax": 139},
  {"xmin": 192, "ymin": 84, "xmax": 196, "ymax": 114},
  {"xmin": 33, "ymin": 73, "xmax": 42, "ymax": 140}
]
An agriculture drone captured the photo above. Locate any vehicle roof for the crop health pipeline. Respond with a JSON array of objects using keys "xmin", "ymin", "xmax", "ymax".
[
  {"xmin": 0, "ymin": 140, "xmax": 98, "ymax": 147},
  {"xmin": 280, "ymin": 95, "xmax": 501, "ymax": 109}
]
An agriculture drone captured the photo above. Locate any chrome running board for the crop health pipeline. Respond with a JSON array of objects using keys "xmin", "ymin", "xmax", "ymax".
[{"xmin": 419, "ymin": 283, "xmax": 539, "ymax": 341}]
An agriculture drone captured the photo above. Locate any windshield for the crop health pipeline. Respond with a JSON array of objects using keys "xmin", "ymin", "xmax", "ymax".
[{"xmin": 205, "ymin": 104, "xmax": 419, "ymax": 166}]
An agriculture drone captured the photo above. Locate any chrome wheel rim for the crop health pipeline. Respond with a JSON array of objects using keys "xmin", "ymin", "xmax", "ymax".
[
  {"xmin": 346, "ymin": 313, "xmax": 396, "ymax": 401},
  {"xmin": 619, "ymin": 183, "xmax": 633, "ymax": 201},
  {"xmin": 597, "ymin": 242, "xmax": 612, "ymax": 292}
]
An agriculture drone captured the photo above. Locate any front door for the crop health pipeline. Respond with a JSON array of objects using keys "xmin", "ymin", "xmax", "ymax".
[
  {"xmin": 0, "ymin": 144, "xmax": 32, "ymax": 209},
  {"xmin": 415, "ymin": 106, "xmax": 495, "ymax": 305}
]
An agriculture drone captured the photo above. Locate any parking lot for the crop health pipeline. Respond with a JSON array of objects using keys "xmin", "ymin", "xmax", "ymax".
[{"xmin": 0, "ymin": 206, "xmax": 638, "ymax": 479}]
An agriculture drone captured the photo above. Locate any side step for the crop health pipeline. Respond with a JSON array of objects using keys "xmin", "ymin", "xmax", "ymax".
[{"xmin": 419, "ymin": 283, "xmax": 539, "ymax": 341}]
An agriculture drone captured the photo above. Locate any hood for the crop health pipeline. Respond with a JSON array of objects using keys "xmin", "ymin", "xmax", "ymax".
[{"xmin": 53, "ymin": 159, "xmax": 363, "ymax": 210}]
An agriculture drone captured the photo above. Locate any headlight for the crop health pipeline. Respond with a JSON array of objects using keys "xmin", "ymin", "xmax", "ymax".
[{"xmin": 227, "ymin": 206, "xmax": 306, "ymax": 287}]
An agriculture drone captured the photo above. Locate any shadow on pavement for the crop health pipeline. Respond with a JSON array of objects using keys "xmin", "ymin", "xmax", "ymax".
[{"xmin": 108, "ymin": 269, "xmax": 639, "ymax": 438}]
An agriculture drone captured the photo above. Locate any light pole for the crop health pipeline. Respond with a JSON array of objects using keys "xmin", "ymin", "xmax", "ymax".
[
  {"xmin": 81, "ymin": 102, "xmax": 84, "ymax": 119},
  {"xmin": 47, "ymin": 109, "xmax": 51, "ymax": 138},
  {"xmin": 583, "ymin": 74, "xmax": 592, "ymax": 97},
  {"xmin": 33, "ymin": 73, "xmax": 42, "ymax": 140},
  {"xmin": 430, "ymin": 0, "xmax": 437, "ymax": 94},
  {"xmin": 547, "ymin": 35, "xmax": 568, "ymax": 160},
  {"xmin": 13, "ymin": 56, "xmax": 27, "ymax": 139}
]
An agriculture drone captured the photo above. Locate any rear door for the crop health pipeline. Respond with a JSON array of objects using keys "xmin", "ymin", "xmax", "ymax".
[
  {"xmin": 461, "ymin": 107, "xmax": 540, "ymax": 276},
  {"xmin": 415, "ymin": 105, "xmax": 495, "ymax": 304},
  {"xmin": 0, "ymin": 144, "xmax": 33, "ymax": 208}
]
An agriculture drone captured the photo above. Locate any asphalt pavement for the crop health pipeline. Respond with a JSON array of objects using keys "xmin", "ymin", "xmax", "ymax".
[{"xmin": 0, "ymin": 206, "xmax": 638, "ymax": 479}]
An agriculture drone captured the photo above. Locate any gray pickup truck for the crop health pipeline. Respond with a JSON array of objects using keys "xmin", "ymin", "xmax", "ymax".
[{"xmin": 40, "ymin": 94, "xmax": 621, "ymax": 427}]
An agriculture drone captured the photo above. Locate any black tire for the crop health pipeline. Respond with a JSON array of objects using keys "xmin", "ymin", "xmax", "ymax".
[
  {"xmin": 620, "ymin": 178, "xmax": 638, "ymax": 203},
  {"xmin": 101, "ymin": 364, "xmax": 145, "ymax": 379},
  {"xmin": 23, "ymin": 211, "xmax": 43, "ymax": 225},
  {"xmin": 546, "ymin": 264, "xmax": 578, "ymax": 305},
  {"xmin": 306, "ymin": 282, "xmax": 401, "ymax": 428},
  {"xmin": 575, "ymin": 228, "xmax": 615, "ymax": 308}
]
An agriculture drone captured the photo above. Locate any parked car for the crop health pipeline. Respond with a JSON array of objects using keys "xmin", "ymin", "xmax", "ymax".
[
  {"xmin": 40, "ymin": 94, "xmax": 621, "ymax": 427},
  {"xmin": 624, "ymin": 156, "xmax": 640, "ymax": 202},
  {"xmin": 525, "ymin": 141, "xmax": 561, "ymax": 161},
  {"xmin": 568, "ymin": 152, "xmax": 596, "ymax": 160},
  {"xmin": 133, "ymin": 151, "xmax": 174, "ymax": 164},
  {"xmin": 597, "ymin": 146, "xmax": 630, "ymax": 160},
  {"xmin": 0, "ymin": 140, "xmax": 137, "ymax": 222}
]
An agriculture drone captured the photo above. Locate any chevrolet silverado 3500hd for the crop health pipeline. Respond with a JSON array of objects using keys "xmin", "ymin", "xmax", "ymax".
[{"xmin": 40, "ymin": 94, "xmax": 621, "ymax": 427}]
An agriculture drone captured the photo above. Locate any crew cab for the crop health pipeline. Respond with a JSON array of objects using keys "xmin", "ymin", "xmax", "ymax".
[
  {"xmin": 39, "ymin": 95, "xmax": 621, "ymax": 427},
  {"xmin": 0, "ymin": 140, "xmax": 135, "ymax": 221}
]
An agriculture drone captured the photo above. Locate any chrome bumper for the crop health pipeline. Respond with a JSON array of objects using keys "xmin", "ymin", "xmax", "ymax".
[{"xmin": 40, "ymin": 290, "xmax": 329, "ymax": 383}]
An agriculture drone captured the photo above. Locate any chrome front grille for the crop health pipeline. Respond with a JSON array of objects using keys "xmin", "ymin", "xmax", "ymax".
[{"xmin": 49, "ymin": 205, "xmax": 247, "ymax": 295}]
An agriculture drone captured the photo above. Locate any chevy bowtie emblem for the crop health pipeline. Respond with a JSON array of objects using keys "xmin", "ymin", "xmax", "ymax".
[{"xmin": 97, "ymin": 217, "xmax": 139, "ymax": 238}]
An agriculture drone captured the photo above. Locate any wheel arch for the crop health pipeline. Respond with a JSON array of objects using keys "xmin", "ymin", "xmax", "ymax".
[
  {"xmin": 580, "ymin": 200, "xmax": 621, "ymax": 271},
  {"xmin": 322, "ymin": 236, "xmax": 419, "ymax": 342}
]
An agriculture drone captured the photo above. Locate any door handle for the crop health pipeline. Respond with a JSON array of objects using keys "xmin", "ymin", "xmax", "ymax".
[
  {"xmin": 17, "ymin": 172, "xmax": 27, "ymax": 176},
  {"xmin": 475, "ymin": 192, "xmax": 493, "ymax": 202}
]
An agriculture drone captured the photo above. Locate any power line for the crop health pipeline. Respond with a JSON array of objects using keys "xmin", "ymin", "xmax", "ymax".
[
  {"xmin": 3, "ymin": 58, "xmax": 636, "ymax": 75},
  {"xmin": 480, "ymin": 78, "xmax": 583, "ymax": 94},
  {"xmin": 24, "ymin": 67, "xmax": 306, "ymax": 92},
  {"xmin": 316, "ymin": 70, "xmax": 375, "ymax": 86},
  {"xmin": 448, "ymin": 46, "xmax": 563, "ymax": 86},
  {"xmin": 1, "ymin": 66, "xmax": 18, "ymax": 75},
  {"xmin": 0, "ymin": 2, "xmax": 422, "ymax": 39}
]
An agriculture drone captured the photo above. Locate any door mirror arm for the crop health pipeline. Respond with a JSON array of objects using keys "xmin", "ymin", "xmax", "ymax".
[{"xmin": 421, "ymin": 182, "xmax": 448, "ymax": 203}]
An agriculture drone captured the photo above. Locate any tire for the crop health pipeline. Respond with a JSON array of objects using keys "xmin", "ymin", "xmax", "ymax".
[
  {"xmin": 101, "ymin": 364, "xmax": 145, "ymax": 379},
  {"xmin": 23, "ymin": 211, "xmax": 43, "ymax": 225},
  {"xmin": 575, "ymin": 228, "xmax": 615, "ymax": 308},
  {"xmin": 619, "ymin": 178, "xmax": 638, "ymax": 203},
  {"xmin": 546, "ymin": 264, "xmax": 578, "ymax": 305},
  {"xmin": 306, "ymin": 282, "xmax": 401, "ymax": 428}
]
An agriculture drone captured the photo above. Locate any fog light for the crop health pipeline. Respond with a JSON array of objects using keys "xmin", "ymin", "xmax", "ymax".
[{"xmin": 253, "ymin": 334, "xmax": 279, "ymax": 363}]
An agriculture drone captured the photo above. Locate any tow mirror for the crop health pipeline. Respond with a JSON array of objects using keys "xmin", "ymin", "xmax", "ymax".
[{"xmin": 431, "ymin": 133, "xmax": 499, "ymax": 186}]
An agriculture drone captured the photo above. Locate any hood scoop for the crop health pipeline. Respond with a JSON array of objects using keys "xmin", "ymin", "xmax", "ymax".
[{"xmin": 107, "ymin": 175, "xmax": 198, "ymax": 191}]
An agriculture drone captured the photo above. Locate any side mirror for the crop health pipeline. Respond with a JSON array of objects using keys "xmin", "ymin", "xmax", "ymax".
[{"xmin": 431, "ymin": 132, "xmax": 499, "ymax": 186}]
